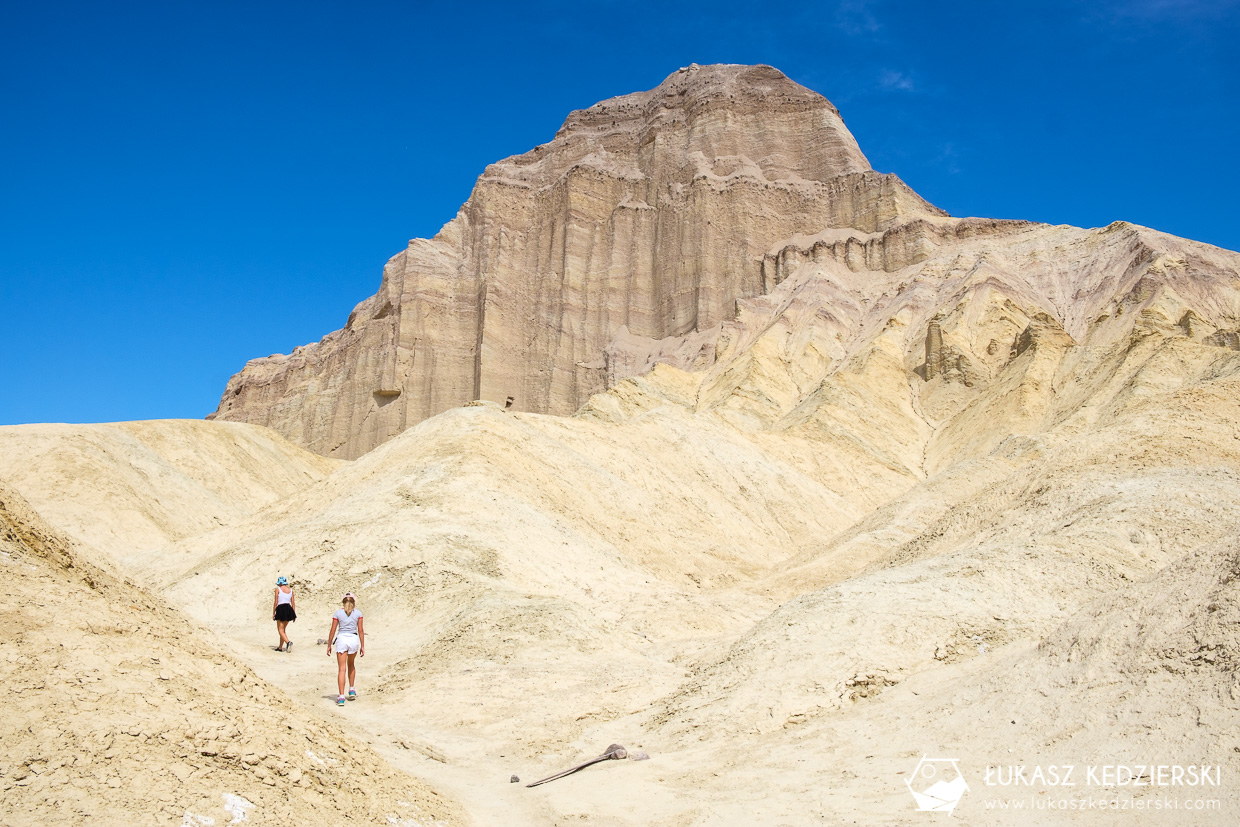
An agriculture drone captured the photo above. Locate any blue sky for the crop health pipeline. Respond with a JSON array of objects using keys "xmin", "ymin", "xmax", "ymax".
[{"xmin": 2, "ymin": 0, "xmax": 1237, "ymax": 426}]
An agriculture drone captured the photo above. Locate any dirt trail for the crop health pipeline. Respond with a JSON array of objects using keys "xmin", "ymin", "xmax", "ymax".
[{"xmin": 0, "ymin": 481, "xmax": 463, "ymax": 827}]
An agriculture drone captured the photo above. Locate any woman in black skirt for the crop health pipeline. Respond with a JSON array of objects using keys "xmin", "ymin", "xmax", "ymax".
[{"xmin": 272, "ymin": 576, "xmax": 297, "ymax": 651}]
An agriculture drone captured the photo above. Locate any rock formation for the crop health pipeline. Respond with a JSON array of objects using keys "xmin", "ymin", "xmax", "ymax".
[{"xmin": 210, "ymin": 63, "xmax": 941, "ymax": 458}]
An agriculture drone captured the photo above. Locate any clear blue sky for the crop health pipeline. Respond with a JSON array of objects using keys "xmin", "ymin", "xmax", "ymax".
[{"xmin": 3, "ymin": 0, "xmax": 1237, "ymax": 426}]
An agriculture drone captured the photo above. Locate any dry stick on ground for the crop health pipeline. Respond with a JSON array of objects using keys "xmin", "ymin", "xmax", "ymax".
[{"xmin": 525, "ymin": 744, "xmax": 628, "ymax": 788}]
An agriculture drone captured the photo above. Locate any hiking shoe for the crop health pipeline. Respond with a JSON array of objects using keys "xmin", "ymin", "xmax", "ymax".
[
  {"xmin": 336, "ymin": 695, "xmax": 346, "ymax": 706},
  {"xmin": 285, "ymin": 641, "xmax": 292, "ymax": 652},
  {"xmin": 347, "ymin": 689, "xmax": 357, "ymax": 701}
]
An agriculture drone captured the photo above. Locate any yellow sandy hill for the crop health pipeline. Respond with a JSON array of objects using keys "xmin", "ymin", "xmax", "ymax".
[{"xmin": 0, "ymin": 481, "xmax": 461, "ymax": 826}]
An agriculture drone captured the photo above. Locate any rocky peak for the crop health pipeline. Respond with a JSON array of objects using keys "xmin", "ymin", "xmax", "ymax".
[
  {"xmin": 490, "ymin": 63, "xmax": 871, "ymax": 190},
  {"xmin": 560, "ymin": 63, "xmax": 846, "ymax": 133},
  {"xmin": 208, "ymin": 68, "xmax": 945, "ymax": 458}
]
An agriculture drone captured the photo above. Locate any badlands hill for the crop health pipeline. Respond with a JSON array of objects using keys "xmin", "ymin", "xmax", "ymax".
[
  {"xmin": 209, "ymin": 63, "xmax": 941, "ymax": 460},
  {"xmin": 0, "ymin": 473, "xmax": 461, "ymax": 827},
  {"xmin": 0, "ymin": 420, "xmax": 340, "ymax": 561},
  {"xmin": 4, "ymin": 64, "xmax": 1240, "ymax": 824}
]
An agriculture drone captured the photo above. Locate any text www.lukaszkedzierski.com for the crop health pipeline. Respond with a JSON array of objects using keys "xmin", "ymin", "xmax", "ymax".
[{"xmin": 984, "ymin": 796, "xmax": 1220, "ymax": 812}]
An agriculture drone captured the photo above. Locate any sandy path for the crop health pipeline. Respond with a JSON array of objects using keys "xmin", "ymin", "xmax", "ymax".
[{"xmin": 230, "ymin": 620, "xmax": 683, "ymax": 825}]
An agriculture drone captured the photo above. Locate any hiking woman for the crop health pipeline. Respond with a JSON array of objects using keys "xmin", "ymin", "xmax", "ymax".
[
  {"xmin": 326, "ymin": 592, "xmax": 365, "ymax": 706},
  {"xmin": 272, "ymin": 576, "xmax": 296, "ymax": 651}
]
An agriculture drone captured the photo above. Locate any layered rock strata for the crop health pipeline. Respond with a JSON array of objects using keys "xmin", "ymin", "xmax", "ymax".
[
  {"xmin": 211, "ymin": 64, "xmax": 1240, "ymax": 469},
  {"xmin": 210, "ymin": 63, "xmax": 940, "ymax": 458}
]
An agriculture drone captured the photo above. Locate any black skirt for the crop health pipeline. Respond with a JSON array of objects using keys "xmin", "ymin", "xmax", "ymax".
[{"xmin": 275, "ymin": 604, "xmax": 296, "ymax": 622}]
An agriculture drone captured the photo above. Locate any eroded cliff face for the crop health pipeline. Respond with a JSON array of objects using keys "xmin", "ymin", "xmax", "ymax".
[
  {"xmin": 209, "ymin": 63, "xmax": 941, "ymax": 458},
  {"xmin": 211, "ymin": 62, "xmax": 1240, "ymax": 466}
]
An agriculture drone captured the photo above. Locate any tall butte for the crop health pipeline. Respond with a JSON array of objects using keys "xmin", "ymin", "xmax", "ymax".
[{"xmin": 209, "ymin": 63, "xmax": 941, "ymax": 459}]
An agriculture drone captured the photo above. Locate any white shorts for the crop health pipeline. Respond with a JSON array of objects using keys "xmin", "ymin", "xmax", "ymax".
[{"xmin": 334, "ymin": 633, "xmax": 360, "ymax": 654}]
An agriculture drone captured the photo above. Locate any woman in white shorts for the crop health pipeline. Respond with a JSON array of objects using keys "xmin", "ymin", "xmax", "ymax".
[{"xmin": 326, "ymin": 592, "xmax": 365, "ymax": 706}]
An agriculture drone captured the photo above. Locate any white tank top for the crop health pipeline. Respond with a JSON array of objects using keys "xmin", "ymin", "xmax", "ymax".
[{"xmin": 276, "ymin": 587, "xmax": 293, "ymax": 605}]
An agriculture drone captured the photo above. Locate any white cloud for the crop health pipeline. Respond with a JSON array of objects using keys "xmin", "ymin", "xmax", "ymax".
[
  {"xmin": 1093, "ymin": 0, "xmax": 1238, "ymax": 23},
  {"xmin": 836, "ymin": 0, "xmax": 883, "ymax": 36},
  {"xmin": 879, "ymin": 69, "xmax": 916, "ymax": 92}
]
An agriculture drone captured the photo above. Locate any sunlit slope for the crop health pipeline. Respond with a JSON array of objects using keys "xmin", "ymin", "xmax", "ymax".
[
  {"xmin": 146, "ymin": 401, "xmax": 872, "ymax": 748},
  {"xmin": 0, "ymin": 480, "xmax": 460, "ymax": 827},
  {"xmin": 674, "ymin": 527, "xmax": 1240, "ymax": 825},
  {"xmin": 653, "ymin": 369, "xmax": 1240, "ymax": 740},
  {"xmin": 0, "ymin": 419, "xmax": 341, "ymax": 560}
]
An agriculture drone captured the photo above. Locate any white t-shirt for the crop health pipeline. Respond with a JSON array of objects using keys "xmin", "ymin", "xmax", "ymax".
[{"xmin": 333, "ymin": 608, "xmax": 362, "ymax": 637}]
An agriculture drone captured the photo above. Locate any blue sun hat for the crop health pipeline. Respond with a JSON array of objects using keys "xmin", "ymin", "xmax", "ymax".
[{"xmin": 277, "ymin": 576, "xmax": 288, "ymax": 585}]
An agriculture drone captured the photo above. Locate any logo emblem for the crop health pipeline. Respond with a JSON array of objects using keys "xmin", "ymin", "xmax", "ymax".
[{"xmin": 906, "ymin": 755, "xmax": 969, "ymax": 815}]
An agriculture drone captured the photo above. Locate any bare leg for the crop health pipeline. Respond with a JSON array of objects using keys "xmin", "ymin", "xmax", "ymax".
[
  {"xmin": 277, "ymin": 620, "xmax": 289, "ymax": 649},
  {"xmin": 336, "ymin": 651, "xmax": 348, "ymax": 696},
  {"xmin": 346, "ymin": 652, "xmax": 357, "ymax": 691}
]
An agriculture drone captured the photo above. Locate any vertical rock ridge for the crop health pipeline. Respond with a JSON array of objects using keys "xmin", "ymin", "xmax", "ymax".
[{"xmin": 212, "ymin": 64, "xmax": 943, "ymax": 458}]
